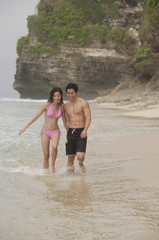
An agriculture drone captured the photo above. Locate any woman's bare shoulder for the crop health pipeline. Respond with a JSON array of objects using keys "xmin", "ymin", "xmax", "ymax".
[{"xmin": 41, "ymin": 102, "xmax": 50, "ymax": 110}]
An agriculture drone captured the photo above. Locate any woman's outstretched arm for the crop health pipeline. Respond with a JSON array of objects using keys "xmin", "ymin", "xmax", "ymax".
[{"xmin": 19, "ymin": 103, "xmax": 48, "ymax": 135}]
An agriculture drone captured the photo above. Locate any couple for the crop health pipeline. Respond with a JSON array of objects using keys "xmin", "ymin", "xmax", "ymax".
[{"xmin": 19, "ymin": 83, "xmax": 91, "ymax": 174}]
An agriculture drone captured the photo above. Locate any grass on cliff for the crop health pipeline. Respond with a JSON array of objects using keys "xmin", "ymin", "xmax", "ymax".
[
  {"xmin": 17, "ymin": 36, "xmax": 29, "ymax": 55},
  {"xmin": 146, "ymin": 0, "xmax": 158, "ymax": 13},
  {"xmin": 132, "ymin": 46, "xmax": 151, "ymax": 62},
  {"xmin": 17, "ymin": 0, "xmax": 135, "ymax": 57},
  {"xmin": 146, "ymin": 0, "xmax": 159, "ymax": 27},
  {"xmin": 133, "ymin": 0, "xmax": 159, "ymax": 61}
]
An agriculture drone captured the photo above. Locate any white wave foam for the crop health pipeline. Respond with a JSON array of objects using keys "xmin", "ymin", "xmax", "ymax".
[
  {"xmin": 11, "ymin": 166, "xmax": 51, "ymax": 175},
  {"xmin": 0, "ymin": 98, "xmax": 47, "ymax": 103},
  {"xmin": 0, "ymin": 98, "xmax": 67, "ymax": 104},
  {"xmin": 0, "ymin": 165, "xmax": 50, "ymax": 176},
  {"xmin": 0, "ymin": 164, "xmax": 86, "ymax": 176}
]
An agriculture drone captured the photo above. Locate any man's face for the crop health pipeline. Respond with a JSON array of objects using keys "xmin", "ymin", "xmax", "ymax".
[{"xmin": 67, "ymin": 89, "xmax": 77, "ymax": 101}]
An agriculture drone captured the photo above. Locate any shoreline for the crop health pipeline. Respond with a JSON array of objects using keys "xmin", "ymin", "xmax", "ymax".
[{"xmin": 92, "ymin": 101, "xmax": 159, "ymax": 119}]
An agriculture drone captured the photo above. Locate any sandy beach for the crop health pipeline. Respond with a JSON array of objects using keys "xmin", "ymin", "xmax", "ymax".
[
  {"xmin": 1, "ymin": 98, "xmax": 159, "ymax": 240},
  {"xmin": 94, "ymin": 101, "xmax": 159, "ymax": 239},
  {"xmin": 107, "ymin": 132, "xmax": 159, "ymax": 189},
  {"xmin": 96, "ymin": 102, "xmax": 159, "ymax": 118},
  {"xmin": 97, "ymin": 101, "xmax": 159, "ymax": 189}
]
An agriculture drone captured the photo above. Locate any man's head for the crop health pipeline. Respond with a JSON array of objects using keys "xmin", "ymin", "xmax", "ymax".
[
  {"xmin": 66, "ymin": 83, "xmax": 78, "ymax": 93},
  {"xmin": 66, "ymin": 83, "xmax": 78, "ymax": 102}
]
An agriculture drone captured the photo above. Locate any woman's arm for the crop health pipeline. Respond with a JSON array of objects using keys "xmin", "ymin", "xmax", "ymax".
[{"xmin": 19, "ymin": 103, "xmax": 48, "ymax": 135}]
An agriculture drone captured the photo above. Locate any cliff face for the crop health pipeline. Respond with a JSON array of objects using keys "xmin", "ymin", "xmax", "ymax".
[
  {"xmin": 14, "ymin": 45, "xmax": 135, "ymax": 99},
  {"xmin": 13, "ymin": 0, "xmax": 159, "ymax": 100}
]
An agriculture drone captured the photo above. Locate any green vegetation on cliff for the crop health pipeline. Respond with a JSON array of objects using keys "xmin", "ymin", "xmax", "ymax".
[
  {"xmin": 146, "ymin": 0, "xmax": 158, "ymax": 14},
  {"xmin": 133, "ymin": 0, "xmax": 159, "ymax": 60},
  {"xmin": 17, "ymin": 0, "xmax": 135, "ymax": 57},
  {"xmin": 146, "ymin": 0, "xmax": 159, "ymax": 31},
  {"xmin": 17, "ymin": 36, "xmax": 29, "ymax": 55}
]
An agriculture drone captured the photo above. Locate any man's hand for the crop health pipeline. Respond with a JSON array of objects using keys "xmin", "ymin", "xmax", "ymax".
[{"xmin": 81, "ymin": 130, "xmax": 87, "ymax": 138}]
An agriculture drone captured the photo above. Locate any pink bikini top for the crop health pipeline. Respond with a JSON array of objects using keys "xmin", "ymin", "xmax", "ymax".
[{"xmin": 46, "ymin": 103, "xmax": 62, "ymax": 119}]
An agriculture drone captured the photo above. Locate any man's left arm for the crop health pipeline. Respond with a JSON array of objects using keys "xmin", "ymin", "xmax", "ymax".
[{"xmin": 81, "ymin": 101, "xmax": 91, "ymax": 138}]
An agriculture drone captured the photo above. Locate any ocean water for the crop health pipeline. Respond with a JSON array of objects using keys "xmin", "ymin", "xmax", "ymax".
[{"xmin": 0, "ymin": 98, "xmax": 159, "ymax": 240}]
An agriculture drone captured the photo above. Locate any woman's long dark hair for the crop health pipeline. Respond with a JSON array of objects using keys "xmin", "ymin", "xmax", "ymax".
[{"xmin": 48, "ymin": 87, "xmax": 63, "ymax": 105}]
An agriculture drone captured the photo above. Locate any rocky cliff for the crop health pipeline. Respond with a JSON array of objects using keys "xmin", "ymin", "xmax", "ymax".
[{"xmin": 13, "ymin": 0, "xmax": 159, "ymax": 100}]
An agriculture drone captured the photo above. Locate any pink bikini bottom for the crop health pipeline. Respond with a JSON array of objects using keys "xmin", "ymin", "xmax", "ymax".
[{"xmin": 40, "ymin": 129, "xmax": 61, "ymax": 139}]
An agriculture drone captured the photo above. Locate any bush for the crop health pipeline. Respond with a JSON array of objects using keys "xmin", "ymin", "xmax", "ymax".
[
  {"xmin": 146, "ymin": 0, "xmax": 158, "ymax": 13},
  {"xmin": 29, "ymin": 44, "xmax": 59, "ymax": 57},
  {"xmin": 18, "ymin": 0, "xmax": 137, "ymax": 56},
  {"xmin": 146, "ymin": 0, "xmax": 159, "ymax": 26},
  {"xmin": 133, "ymin": 46, "xmax": 151, "ymax": 61},
  {"xmin": 17, "ymin": 36, "xmax": 29, "ymax": 54}
]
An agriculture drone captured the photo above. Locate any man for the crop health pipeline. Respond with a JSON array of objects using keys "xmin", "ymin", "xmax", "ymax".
[{"xmin": 63, "ymin": 83, "xmax": 91, "ymax": 174}]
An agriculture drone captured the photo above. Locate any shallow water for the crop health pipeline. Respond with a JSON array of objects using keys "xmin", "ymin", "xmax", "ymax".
[{"xmin": 0, "ymin": 98, "xmax": 159, "ymax": 240}]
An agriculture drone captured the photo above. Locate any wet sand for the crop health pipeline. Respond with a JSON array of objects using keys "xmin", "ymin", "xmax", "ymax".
[
  {"xmin": 95, "ymin": 102, "xmax": 159, "ymax": 239},
  {"xmin": 1, "ymin": 99, "xmax": 159, "ymax": 240},
  {"xmin": 98, "ymin": 101, "xmax": 159, "ymax": 189},
  {"xmin": 107, "ymin": 132, "xmax": 159, "ymax": 189},
  {"xmin": 97, "ymin": 102, "xmax": 159, "ymax": 118}
]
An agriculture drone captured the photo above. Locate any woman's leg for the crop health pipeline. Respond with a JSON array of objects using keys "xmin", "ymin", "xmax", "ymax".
[
  {"xmin": 41, "ymin": 132, "xmax": 50, "ymax": 169},
  {"xmin": 51, "ymin": 131, "xmax": 60, "ymax": 172}
]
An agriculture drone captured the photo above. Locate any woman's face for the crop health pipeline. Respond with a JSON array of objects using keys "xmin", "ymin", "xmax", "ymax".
[{"xmin": 53, "ymin": 91, "xmax": 61, "ymax": 103}]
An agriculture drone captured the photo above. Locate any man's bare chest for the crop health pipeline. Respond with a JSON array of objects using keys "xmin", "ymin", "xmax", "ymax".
[{"xmin": 67, "ymin": 105, "xmax": 83, "ymax": 116}]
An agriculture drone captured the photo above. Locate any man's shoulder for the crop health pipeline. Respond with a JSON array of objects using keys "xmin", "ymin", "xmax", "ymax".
[
  {"xmin": 78, "ymin": 97, "xmax": 89, "ymax": 106},
  {"xmin": 78, "ymin": 97, "xmax": 86, "ymax": 103},
  {"xmin": 63, "ymin": 101, "xmax": 70, "ymax": 109}
]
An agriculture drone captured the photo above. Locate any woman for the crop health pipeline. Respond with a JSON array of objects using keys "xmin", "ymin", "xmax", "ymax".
[{"xmin": 19, "ymin": 87, "xmax": 63, "ymax": 173}]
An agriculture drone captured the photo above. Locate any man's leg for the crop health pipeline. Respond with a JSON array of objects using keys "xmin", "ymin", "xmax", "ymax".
[
  {"xmin": 76, "ymin": 152, "xmax": 87, "ymax": 173},
  {"xmin": 67, "ymin": 155, "xmax": 75, "ymax": 174},
  {"xmin": 76, "ymin": 135, "xmax": 87, "ymax": 173},
  {"xmin": 66, "ymin": 129, "xmax": 76, "ymax": 174}
]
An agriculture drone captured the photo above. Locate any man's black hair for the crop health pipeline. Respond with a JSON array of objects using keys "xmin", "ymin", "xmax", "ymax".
[{"xmin": 66, "ymin": 83, "xmax": 78, "ymax": 93}]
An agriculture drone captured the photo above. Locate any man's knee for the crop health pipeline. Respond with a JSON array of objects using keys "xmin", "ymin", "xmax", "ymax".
[
  {"xmin": 68, "ymin": 155, "xmax": 75, "ymax": 162},
  {"xmin": 76, "ymin": 152, "xmax": 85, "ymax": 162},
  {"xmin": 67, "ymin": 155, "xmax": 75, "ymax": 167}
]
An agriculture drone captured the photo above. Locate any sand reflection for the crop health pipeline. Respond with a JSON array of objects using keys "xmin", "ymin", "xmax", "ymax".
[{"xmin": 42, "ymin": 175, "xmax": 90, "ymax": 208}]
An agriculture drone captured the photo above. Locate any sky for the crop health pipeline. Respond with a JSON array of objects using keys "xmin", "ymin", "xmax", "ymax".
[{"xmin": 0, "ymin": 0, "xmax": 40, "ymax": 98}]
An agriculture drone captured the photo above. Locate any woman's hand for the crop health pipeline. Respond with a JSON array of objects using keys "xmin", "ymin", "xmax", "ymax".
[{"xmin": 19, "ymin": 127, "xmax": 26, "ymax": 135}]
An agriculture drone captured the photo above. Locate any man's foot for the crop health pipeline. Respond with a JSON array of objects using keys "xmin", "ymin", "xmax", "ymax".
[
  {"xmin": 43, "ymin": 168, "xmax": 50, "ymax": 175},
  {"xmin": 81, "ymin": 166, "xmax": 87, "ymax": 174},
  {"xmin": 51, "ymin": 167, "xmax": 56, "ymax": 173},
  {"xmin": 78, "ymin": 161, "xmax": 87, "ymax": 173},
  {"xmin": 67, "ymin": 166, "xmax": 74, "ymax": 175}
]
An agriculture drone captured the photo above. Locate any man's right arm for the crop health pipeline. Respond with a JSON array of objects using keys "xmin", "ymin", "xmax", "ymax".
[{"xmin": 62, "ymin": 104, "xmax": 69, "ymax": 131}]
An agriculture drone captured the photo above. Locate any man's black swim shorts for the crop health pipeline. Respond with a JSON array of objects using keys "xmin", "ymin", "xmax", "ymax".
[{"xmin": 66, "ymin": 128, "xmax": 87, "ymax": 155}]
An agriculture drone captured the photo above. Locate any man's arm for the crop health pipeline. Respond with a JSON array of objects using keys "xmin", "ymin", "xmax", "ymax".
[
  {"xmin": 81, "ymin": 101, "xmax": 91, "ymax": 138},
  {"xmin": 62, "ymin": 104, "xmax": 69, "ymax": 131}
]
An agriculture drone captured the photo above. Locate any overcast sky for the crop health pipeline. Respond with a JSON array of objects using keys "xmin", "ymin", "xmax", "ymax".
[{"xmin": 0, "ymin": 0, "xmax": 40, "ymax": 98}]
